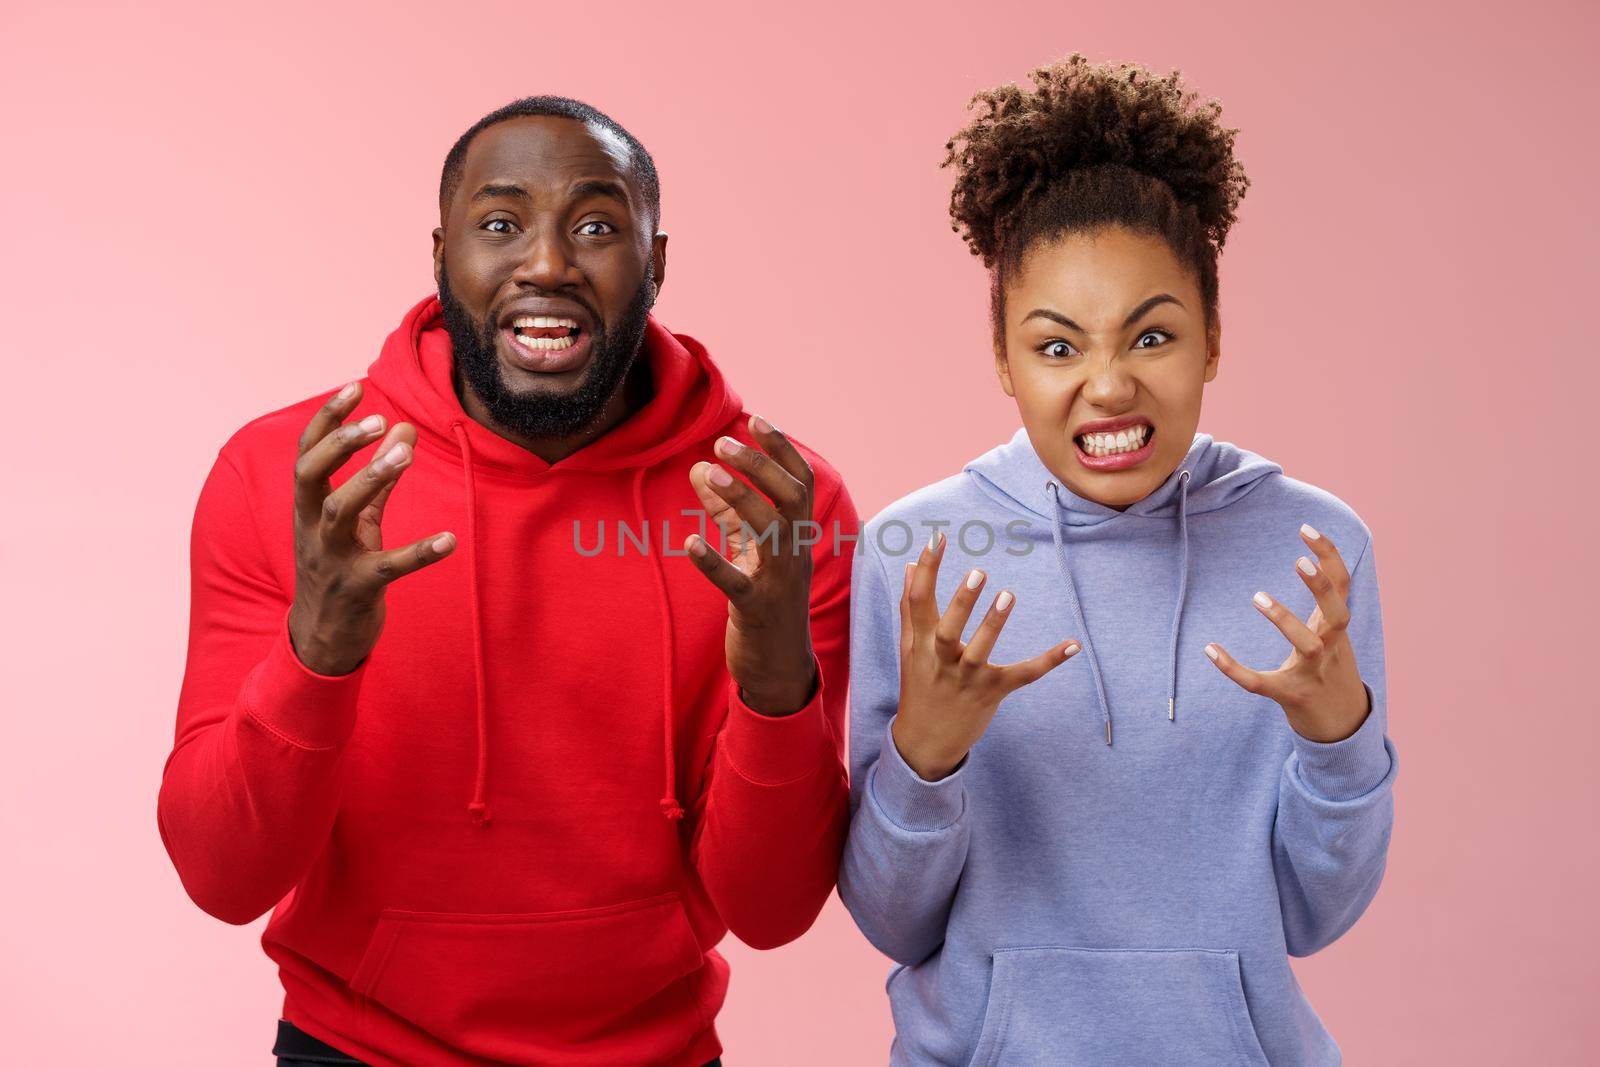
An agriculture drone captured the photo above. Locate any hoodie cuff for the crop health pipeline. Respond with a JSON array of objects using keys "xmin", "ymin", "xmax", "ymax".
[
  {"xmin": 868, "ymin": 716, "xmax": 969, "ymax": 833},
  {"xmin": 239, "ymin": 608, "xmax": 366, "ymax": 751},
  {"xmin": 721, "ymin": 663, "xmax": 836, "ymax": 786},
  {"xmin": 1289, "ymin": 682, "xmax": 1393, "ymax": 802}
]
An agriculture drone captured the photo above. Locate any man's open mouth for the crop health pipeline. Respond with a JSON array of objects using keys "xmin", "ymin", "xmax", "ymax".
[{"xmin": 510, "ymin": 315, "xmax": 583, "ymax": 353}]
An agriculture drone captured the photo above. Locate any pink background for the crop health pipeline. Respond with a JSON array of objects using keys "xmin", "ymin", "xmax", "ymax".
[{"xmin": 3, "ymin": 0, "xmax": 1595, "ymax": 1062}]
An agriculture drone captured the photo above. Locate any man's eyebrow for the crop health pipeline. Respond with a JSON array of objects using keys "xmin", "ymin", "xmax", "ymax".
[
  {"xmin": 469, "ymin": 183, "xmax": 531, "ymax": 204},
  {"xmin": 569, "ymin": 178, "xmax": 631, "ymax": 205},
  {"xmin": 1020, "ymin": 293, "xmax": 1185, "ymax": 332}
]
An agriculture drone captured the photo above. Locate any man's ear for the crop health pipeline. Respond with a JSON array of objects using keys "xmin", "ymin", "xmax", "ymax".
[
  {"xmin": 650, "ymin": 231, "xmax": 668, "ymax": 296},
  {"xmin": 432, "ymin": 227, "xmax": 445, "ymax": 291}
]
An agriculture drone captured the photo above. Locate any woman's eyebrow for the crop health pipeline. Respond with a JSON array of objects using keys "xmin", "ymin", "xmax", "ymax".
[{"xmin": 1020, "ymin": 293, "xmax": 1185, "ymax": 332}]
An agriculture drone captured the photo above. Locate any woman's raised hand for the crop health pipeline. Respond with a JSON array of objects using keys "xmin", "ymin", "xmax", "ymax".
[
  {"xmin": 1204, "ymin": 524, "xmax": 1370, "ymax": 742},
  {"xmin": 890, "ymin": 532, "xmax": 1080, "ymax": 781}
]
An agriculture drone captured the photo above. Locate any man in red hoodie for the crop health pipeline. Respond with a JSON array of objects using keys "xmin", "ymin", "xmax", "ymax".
[{"xmin": 159, "ymin": 96, "xmax": 857, "ymax": 1067}]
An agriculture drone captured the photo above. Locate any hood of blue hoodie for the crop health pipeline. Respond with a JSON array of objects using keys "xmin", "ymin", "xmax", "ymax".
[{"xmin": 959, "ymin": 427, "xmax": 1282, "ymax": 745}]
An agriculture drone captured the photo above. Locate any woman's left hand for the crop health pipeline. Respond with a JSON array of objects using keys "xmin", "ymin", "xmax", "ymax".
[{"xmin": 1204, "ymin": 524, "xmax": 1371, "ymax": 743}]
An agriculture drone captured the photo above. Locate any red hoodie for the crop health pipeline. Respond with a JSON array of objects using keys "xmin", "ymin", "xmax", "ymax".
[{"xmin": 158, "ymin": 296, "xmax": 857, "ymax": 1066}]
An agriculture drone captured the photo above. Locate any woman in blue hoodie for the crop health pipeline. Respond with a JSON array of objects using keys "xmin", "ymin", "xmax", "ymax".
[{"xmin": 839, "ymin": 55, "xmax": 1398, "ymax": 1066}]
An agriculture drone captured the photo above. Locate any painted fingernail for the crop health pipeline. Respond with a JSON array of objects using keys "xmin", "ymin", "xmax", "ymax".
[
  {"xmin": 378, "ymin": 442, "xmax": 409, "ymax": 468},
  {"xmin": 1297, "ymin": 557, "xmax": 1318, "ymax": 577},
  {"xmin": 687, "ymin": 535, "xmax": 708, "ymax": 557},
  {"xmin": 716, "ymin": 436, "xmax": 743, "ymax": 457},
  {"xmin": 996, "ymin": 591, "xmax": 1014, "ymax": 612},
  {"xmin": 1205, "ymin": 644, "xmax": 1220, "ymax": 661},
  {"xmin": 358, "ymin": 414, "xmax": 384, "ymax": 434},
  {"xmin": 1064, "ymin": 642, "xmax": 1081, "ymax": 656},
  {"xmin": 431, "ymin": 533, "xmax": 455, "ymax": 553},
  {"xmin": 966, "ymin": 569, "xmax": 984, "ymax": 590},
  {"xmin": 1301, "ymin": 523, "xmax": 1321, "ymax": 540},
  {"xmin": 927, "ymin": 531, "xmax": 944, "ymax": 553},
  {"xmin": 708, "ymin": 465, "xmax": 734, "ymax": 487},
  {"xmin": 751, "ymin": 414, "xmax": 774, "ymax": 434},
  {"xmin": 336, "ymin": 381, "xmax": 358, "ymax": 403},
  {"xmin": 1253, "ymin": 591, "xmax": 1272, "ymax": 610}
]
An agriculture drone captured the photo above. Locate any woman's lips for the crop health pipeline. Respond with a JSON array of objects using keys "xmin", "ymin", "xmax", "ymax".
[
  {"xmin": 1074, "ymin": 427, "xmax": 1157, "ymax": 471},
  {"xmin": 500, "ymin": 326, "xmax": 592, "ymax": 374}
]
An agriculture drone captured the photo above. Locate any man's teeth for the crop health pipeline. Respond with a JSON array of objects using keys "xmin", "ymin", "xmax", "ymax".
[
  {"xmin": 513, "ymin": 333, "xmax": 576, "ymax": 351},
  {"xmin": 511, "ymin": 315, "xmax": 579, "ymax": 329},
  {"xmin": 1078, "ymin": 425, "xmax": 1152, "ymax": 457}
]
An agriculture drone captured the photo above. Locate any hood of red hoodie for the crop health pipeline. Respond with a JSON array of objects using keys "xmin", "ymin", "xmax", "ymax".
[{"xmin": 367, "ymin": 294, "xmax": 744, "ymax": 475}]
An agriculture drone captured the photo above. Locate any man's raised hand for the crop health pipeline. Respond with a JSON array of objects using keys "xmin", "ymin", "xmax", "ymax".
[{"xmin": 287, "ymin": 381, "xmax": 455, "ymax": 676}]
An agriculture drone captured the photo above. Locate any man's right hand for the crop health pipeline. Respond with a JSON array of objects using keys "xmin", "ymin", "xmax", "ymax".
[{"xmin": 288, "ymin": 380, "xmax": 456, "ymax": 676}]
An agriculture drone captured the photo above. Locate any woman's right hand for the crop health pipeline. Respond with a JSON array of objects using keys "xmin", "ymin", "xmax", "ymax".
[{"xmin": 891, "ymin": 531, "xmax": 1080, "ymax": 781}]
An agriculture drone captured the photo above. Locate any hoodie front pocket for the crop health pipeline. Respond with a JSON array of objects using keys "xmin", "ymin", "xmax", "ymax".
[
  {"xmin": 968, "ymin": 947, "xmax": 1270, "ymax": 1067},
  {"xmin": 350, "ymin": 891, "xmax": 705, "ymax": 1062}
]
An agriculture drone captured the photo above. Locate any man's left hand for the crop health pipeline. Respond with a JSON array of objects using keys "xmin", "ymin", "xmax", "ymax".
[{"xmin": 685, "ymin": 415, "xmax": 817, "ymax": 716}]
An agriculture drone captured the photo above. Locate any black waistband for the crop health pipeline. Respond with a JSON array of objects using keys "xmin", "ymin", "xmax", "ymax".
[
  {"xmin": 272, "ymin": 1017, "xmax": 723, "ymax": 1066},
  {"xmin": 272, "ymin": 1020, "xmax": 366, "ymax": 1065}
]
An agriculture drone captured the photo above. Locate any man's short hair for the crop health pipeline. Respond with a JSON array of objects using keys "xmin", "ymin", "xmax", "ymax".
[{"xmin": 438, "ymin": 96, "xmax": 661, "ymax": 227}]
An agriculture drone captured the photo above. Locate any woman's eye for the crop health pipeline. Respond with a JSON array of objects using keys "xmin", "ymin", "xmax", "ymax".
[
  {"xmin": 482, "ymin": 219, "xmax": 518, "ymax": 235},
  {"xmin": 1135, "ymin": 329, "xmax": 1171, "ymax": 349},
  {"xmin": 577, "ymin": 221, "xmax": 615, "ymax": 237},
  {"xmin": 1042, "ymin": 340, "xmax": 1077, "ymax": 360}
]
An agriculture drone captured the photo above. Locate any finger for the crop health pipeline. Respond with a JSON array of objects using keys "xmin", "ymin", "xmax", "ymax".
[
  {"xmin": 684, "ymin": 533, "xmax": 755, "ymax": 603},
  {"xmin": 359, "ymin": 530, "xmax": 457, "ymax": 587},
  {"xmin": 1203, "ymin": 643, "xmax": 1280, "ymax": 699},
  {"xmin": 996, "ymin": 639, "xmax": 1081, "ymax": 691},
  {"xmin": 698, "ymin": 461, "xmax": 781, "ymax": 550},
  {"xmin": 688, "ymin": 462, "xmax": 740, "ymax": 541},
  {"xmin": 907, "ymin": 531, "xmax": 945, "ymax": 634},
  {"xmin": 746, "ymin": 413, "xmax": 816, "ymax": 500},
  {"xmin": 319, "ymin": 433, "xmax": 414, "ymax": 540},
  {"xmin": 1299, "ymin": 523, "xmax": 1351, "ymax": 596},
  {"xmin": 714, "ymin": 434, "xmax": 807, "ymax": 522},
  {"xmin": 297, "ymin": 380, "xmax": 362, "ymax": 456},
  {"xmin": 295, "ymin": 408, "xmax": 389, "ymax": 525},
  {"xmin": 1251, "ymin": 590, "xmax": 1322, "ymax": 658},
  {"xmin": 899, "ymin": 563, "xmax": 914, "ymax": 661},
  {"xmin": 933, "ymin": 567, "xmax": 987, "ymax": 662},
  {"xmin": 959, "ymin": 588, "xmax": 1015, "ymax": 668},
  {"xmin": 1293, "ymin": 554, "xmax": 1350, "ymax": 634}
]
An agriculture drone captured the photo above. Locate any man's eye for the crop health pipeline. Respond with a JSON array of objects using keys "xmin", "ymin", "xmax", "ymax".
[
  {"xmin": 1041, "ymin": 340, "xmax": 1077, "ymax": 359},
  {"xmin": 483, "ymin": 219, "xmax": 518, "ymax": 234},
  {"xmin": 577, "ymin": 221, "xmax": 615, "ymax": 237},
  {"xmin": 1135, "ymin": 329, "xmax": 1172, "ymax": 349}
]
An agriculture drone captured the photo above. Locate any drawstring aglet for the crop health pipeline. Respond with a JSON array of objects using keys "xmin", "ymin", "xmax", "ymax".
[
  {"xmin": 1169, "ymin": 698, "xmax": 1175, "ymax": 722},
  {"xmin": 1105, "ymin": 720, "xmax": 1113, "ymax": 746}
]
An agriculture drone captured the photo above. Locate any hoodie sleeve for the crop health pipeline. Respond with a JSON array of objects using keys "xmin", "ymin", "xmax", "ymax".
[
  {"xmin": 1273, "ymin": 534, "xmax": 1399, "ymax": 956},
  {"xmin": 687, "ymin": 479, "xmax": 857, "ymax": 951},
  {"xmin": 157, "ymin": 452, "xmax": 364, "ymax": 925},
  {"xmin": 836, "ymin": 533, "xmax": 973, "ymax": 967}
]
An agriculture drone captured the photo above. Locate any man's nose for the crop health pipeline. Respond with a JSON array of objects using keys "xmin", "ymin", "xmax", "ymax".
[{"xmin": 512, "ymin": 230, "xmax": 581, "ymax": 289}]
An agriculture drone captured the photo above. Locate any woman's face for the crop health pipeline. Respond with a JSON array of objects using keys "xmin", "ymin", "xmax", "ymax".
[{"xmin": 997, "ymin": 226, "xmax": 1219, "ymax": 509}]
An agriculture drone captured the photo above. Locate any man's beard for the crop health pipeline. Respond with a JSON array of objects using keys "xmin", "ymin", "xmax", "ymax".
[{"xmin": 438, "ymin": 261, "xmax": 655, "ymax": 439}]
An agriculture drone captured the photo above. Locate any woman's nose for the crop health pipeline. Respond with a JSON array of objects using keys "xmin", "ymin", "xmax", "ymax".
[{"xmin": 1081, "ymin": 355, "xmax": 1135, "ymax": 407}]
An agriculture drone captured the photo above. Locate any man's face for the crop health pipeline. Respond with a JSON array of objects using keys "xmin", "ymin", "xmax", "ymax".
[{"xmin": 434, "ymin": 115, "xmax": 667, "ymax": 438}]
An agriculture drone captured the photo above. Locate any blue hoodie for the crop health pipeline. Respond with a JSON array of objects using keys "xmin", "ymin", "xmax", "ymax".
[{"xmin": 839, "ymin": 429, "xmax": 1398, "ymax": 1066}]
